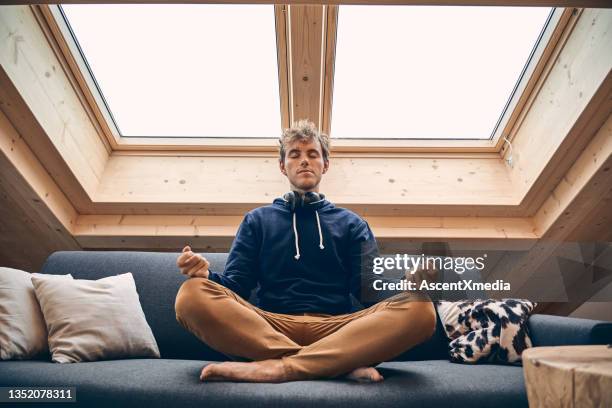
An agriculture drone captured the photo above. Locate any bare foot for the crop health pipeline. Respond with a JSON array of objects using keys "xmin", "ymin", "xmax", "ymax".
[
  {"xmin": 200, "ymin": 360, "xmax": 291, "ymax": 383},
  {"xmin": 345, "ymin": 367, "xmax": 384, "ymax": 383}
]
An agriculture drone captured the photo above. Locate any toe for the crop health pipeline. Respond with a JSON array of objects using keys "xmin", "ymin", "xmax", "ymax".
[
  {"xmin": 370, "ymin": 368, "xmax": 384, "ymax": 382},
  {"xmin": 200, "ymin": 364, "xmax": 216, "ymax": 381}
]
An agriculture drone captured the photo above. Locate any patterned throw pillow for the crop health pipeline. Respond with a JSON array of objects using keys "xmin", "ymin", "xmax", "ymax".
[{"xmin": 435, "ymin": 299, "xmax": 536, "ymax": 364}]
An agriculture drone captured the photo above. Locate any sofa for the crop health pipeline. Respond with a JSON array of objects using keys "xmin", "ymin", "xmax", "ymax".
[{"xmin": 1, "ymin": 251, "xmax": 611, "ymax": 408}]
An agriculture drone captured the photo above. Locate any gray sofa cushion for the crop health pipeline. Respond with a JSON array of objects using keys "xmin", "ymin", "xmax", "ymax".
[{"xmin": 0, "ymin": 359, "xmax": 527, "ymax": 408}]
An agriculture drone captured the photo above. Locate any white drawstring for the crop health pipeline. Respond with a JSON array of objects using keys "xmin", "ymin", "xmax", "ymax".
[
  {"xmin": 315, "ymin": 210, "xmax": 325, "ymax": 250},
  {"xmin": 291, "ymin": 206, "xmax": 325, "ymax": 261},
  {"xmin": 292, "ymin": 212, "xmax": 300, "ymax": 260}
]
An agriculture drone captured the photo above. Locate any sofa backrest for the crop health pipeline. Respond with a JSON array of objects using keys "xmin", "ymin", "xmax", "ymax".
[
  {"xmin": 40, "ymin": 251, "xmax": 449, "ymax": 361},
  {"xmin": 41, "ymin": 251, "xmax": 230, "ymax": 360}
]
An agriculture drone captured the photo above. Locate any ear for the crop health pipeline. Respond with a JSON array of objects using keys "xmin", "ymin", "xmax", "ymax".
[
  {"xmin": 279, "ymin": 159, "xmax": 287, "ymax": 176},
  {"xmin": 322, "ymin": 159, "xmax": 329, "ymax": 174}
]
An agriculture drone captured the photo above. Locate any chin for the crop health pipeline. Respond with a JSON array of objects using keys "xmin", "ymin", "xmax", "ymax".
[{"xmin": 292, "ymin": 181, "xmax": 317, "ymax": 191}]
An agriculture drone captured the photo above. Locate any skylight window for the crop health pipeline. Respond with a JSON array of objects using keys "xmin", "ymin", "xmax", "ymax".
[
  {"xmin": 331, "ymin": 6, "xmax": 553, "ymax": 140},
  {"xmin": 60, "ymin": 4, "xmax": 281, "ymax": 138}
]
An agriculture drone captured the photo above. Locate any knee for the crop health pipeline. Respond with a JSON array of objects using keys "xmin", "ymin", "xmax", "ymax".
[
  {"xmin": 412, "ymin": 300, "xmax": 437, "ymax": 342},
  {"xmin": 175, "ymin": 278, "xmax": 213, "ymax": 321},
  {"xmin": 393, "ymin": 298, "xmax": 436, "ymax": 343}
]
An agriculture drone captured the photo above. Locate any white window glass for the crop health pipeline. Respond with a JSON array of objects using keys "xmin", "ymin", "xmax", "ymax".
[
  {"xmin": 62, "ymin": 4, "xmax": 281, "ymax": 138},
  {"xmin": 331, "ymin": 6, "xmax": 552, "ymax": 139}
]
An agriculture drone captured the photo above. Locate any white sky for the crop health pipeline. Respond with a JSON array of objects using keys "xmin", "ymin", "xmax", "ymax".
[
  {"xmin": 62, "ymin": 5, "xmax": 551, "ymax": 140},
  {"xmin": 332, "ymin": 6, "xmax": 552, "ymax": 139}
]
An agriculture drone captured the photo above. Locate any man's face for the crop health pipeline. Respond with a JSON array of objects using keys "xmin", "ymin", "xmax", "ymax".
[{"xmin": 279, "ymin": 138, "xmax": 329, "ymax": 193}]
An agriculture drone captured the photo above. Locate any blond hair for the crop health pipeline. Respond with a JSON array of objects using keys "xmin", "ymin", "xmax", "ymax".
[{"xmin": 278, "ymin": 120, "xmax": 330, "ymax": 163}]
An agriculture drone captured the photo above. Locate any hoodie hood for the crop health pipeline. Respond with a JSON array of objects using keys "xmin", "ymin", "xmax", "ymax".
[
  {"xmin": 272, "ymin": 196, "xmax": 334, "ymax": 212},
  {"xmin": 272, "ymin": 196, "xmax": 334, "ymax": 260}
]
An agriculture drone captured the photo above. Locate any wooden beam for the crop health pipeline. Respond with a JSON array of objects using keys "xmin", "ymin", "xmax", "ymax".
[
  {"xmin": 495, "ymin": 113, "xmax": 612, "ymax": 313},
  {"xmin": 0, "ymin": 109, "xmax": 79, "ymax": 234},
  {"xmin": 73, "ymin": 214, "xmax": 537, "ymax": 252},
  {"xmin": 0, "ymin": 180, "xmax": 75, "ymax": 271},
  {"xmin": 533, "ymin": 113, "xmax": 612, "ymax": 238},
  {"xmin": 495, "ymin": 7, "xmax": 575, "ymax": 152},
  {"xmin": 275, "ymin": 4, "xmax": 291, "ymax": 130},
  {"xmin": 0, "ymin": 66, "xmax": 95, "ymax": 213},
  {"xmin": 520, "ymin": 70, "xmax": 612, "ymax": 216},
  {"xmin": 4, "ymin": 1, "xmax": 612, "ymax": 8},
  {"xmin": 0, "ymin": 110, "xmax": 81, "ymax": 270},
  {"xmin": 287, "ymin": 5, "xmax": 326, "ymax": 127},
  {"xmin": 508, "ymin": 8, "xmax": 612, "ymax": 215},
  {"xmin": 32, "ymin": 5, "xmax": 119, "ymax": 151},
  {"xmin": 320, "ymin": 5, "xmax": 338, "ymax": 137},
  {"xmin": 89, "ymin": 153, "xmax": 519, "ymax": 216},
  {"xmin": 111, "ymin": 135, "xmax": 500, "ymax": 152},
  {"xmin": 0, "ymin": 6, "xmax": 109, "ymax": 200}
]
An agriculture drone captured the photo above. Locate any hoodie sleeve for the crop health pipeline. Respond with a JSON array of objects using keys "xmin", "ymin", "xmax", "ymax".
[
  {"xmin": 349, "ymin": 219, "xmax": 407, "ymax": 307},
  {"xmin": 208, "ymin": 213, "xmax": 260, "ymax": 300},
  {"xmin": 348, "ymin": 219, "xmax": 382, "ymax": 308}
]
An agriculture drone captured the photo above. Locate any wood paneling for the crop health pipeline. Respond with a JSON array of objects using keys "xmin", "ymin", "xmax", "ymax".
[
  {"xmin": 508, "ymin": 8, "xmax": 612, "ymax": 215},
  {"xmin": 504, "ymin": 115, "xmax": 612, "ymax": 315},
  {"xmin": 0, "ymin": 66, "xmax": 95, "ymax": 213},
  {"xmin": 0, "ymin": 6, "xmax": 109, "ymax": 201},
  {"xmin": 288, "ymin": 5, "xmax": 325, "ymax": 127},
  {"xmin": 88, "ymin": 153, "xmax": 517, "ymax": 216},
  {"xmin": 275, "ymin": 4, "xmax": 291, "ymax": 130},
  {"xmin": 0, "ymin": 180, "xmax": 75, "ymax": 271},
  {"xmin": 0, "ymin": 110, "xmax": 78, "ymax": 233},
  {"xmin": 0, "ymin": 111, "xmax": 81, "ymax": 271},
  {"xmin": 71, "ymin": 214, "xmax": 536, "ymax": 252}
]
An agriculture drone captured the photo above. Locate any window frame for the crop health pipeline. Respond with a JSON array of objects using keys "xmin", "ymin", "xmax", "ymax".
[{"xmin": 39, "ymin": 4, "xmax": 572, "ymax": 153}]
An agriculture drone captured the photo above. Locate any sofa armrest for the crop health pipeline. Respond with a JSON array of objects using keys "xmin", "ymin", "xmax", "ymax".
[{"xmin": 528, "ymin": 314, "xmax": 612, "ymax": 347}]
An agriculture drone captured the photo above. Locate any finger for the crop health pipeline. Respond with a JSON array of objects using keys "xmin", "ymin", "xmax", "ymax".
[
  {"xmin": 179, "ymin": 256, "xmax": 201, "ymax": 274},
  {"xmin": 187, "ymin": 266, "xmax": 206, "ymax": 278},
  {"xmin": 177, "ymin": 252, "xmax": 189, "ymax": 264},
  {"xmin": 182, "ymin": 245, "xmax": 191, "ymax": 253},
  {"xmin": 184, "ymin": 254, "xmax": 201, "ymax": 268},
  {"xmin": 177, "ymin": 253, "xmax": 192, "ymax": 267},
  {"xmin": 192, "ymin": 258, "xmax": 208, "ymax": 273},
  {"xmin": 179, "ymin": 249, "xmax": 194, "ymax": 260},
  {"xmin": 185, "ymin": 259, "xmax": 205, "ymax": 276},
  {"xmin": 186, "ymin": 259, "xmax": 209, "ymax": 277},
  {"xmin": 178, "ymin": 251, "xmax": 197, "ymax": 266}
]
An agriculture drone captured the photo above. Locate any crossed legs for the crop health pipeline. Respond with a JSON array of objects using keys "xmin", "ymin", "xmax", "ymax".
[{"xmin": 175, "ymin": 278, "xmax": 436, "ymax": 382}]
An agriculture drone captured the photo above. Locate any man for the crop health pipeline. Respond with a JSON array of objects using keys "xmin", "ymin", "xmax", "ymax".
[{"xmin": 175, "ymin": 120, "xmax": 436, "ymax": 383}]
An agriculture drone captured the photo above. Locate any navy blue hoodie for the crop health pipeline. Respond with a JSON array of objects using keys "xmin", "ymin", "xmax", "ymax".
[{"xmin": 208, "ymin": 197, "xmax": 380, "ymax": 315}]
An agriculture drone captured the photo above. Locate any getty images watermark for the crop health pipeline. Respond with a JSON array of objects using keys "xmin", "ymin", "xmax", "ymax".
[{"xmin": 371, "ymin": 253, "xmax": 512, "ymax": 292}]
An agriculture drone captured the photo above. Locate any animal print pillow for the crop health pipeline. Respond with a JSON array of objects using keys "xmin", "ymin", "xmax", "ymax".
[{"xmin": 435, "ymin": 299, "xmax": 536, "ymax": 364}]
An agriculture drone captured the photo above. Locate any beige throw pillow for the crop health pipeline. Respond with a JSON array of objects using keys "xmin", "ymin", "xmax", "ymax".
[
  {"xmin": 31, "ymin": 272, "xmax": 160, "ymax": 363},
  {"xmin": 0, "ymin": 267, "xmax": 72, "ymax": 360}
]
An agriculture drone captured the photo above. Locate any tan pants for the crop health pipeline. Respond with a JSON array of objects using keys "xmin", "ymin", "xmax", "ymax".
[{"xmin": 175, "ymin": 278, "xmax": 436, "ymax": 380}]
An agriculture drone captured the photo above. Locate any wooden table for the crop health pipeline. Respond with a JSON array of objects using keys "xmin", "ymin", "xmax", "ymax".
[{"xmin": 522, "ymin": 345, "xmax": 612, "ymax": 408}]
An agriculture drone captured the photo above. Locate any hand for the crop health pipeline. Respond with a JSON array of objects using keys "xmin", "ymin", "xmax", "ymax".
[{"xmin": 177, "ymin": 245, "xmax": 210, "ymax": 279}]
